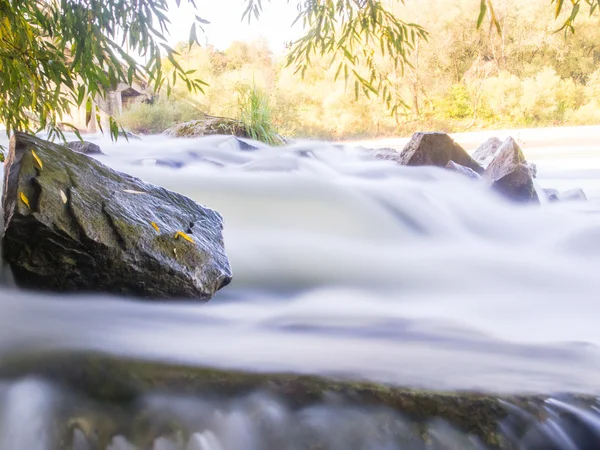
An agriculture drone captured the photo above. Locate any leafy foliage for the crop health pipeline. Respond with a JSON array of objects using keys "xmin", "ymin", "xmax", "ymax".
[
  {"xmin": 244, "ymin": 0, "xmax": 427, "ymax": 116},
  {"xmin": 1, "ymin": 0, "xmax": 600, "ymax": 143},
  {"xmin": 0, "ymin": 0, "xmax": 207, "ymax": 140}
]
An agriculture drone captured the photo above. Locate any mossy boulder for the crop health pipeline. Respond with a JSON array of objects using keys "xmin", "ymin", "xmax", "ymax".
[
  {"xmin": 1, "ymin": 132, "xmax": 232, "ymax": 299},
  {"xmin": 164, "ymin": 116, "xmax": 249, "ymax": 139}
]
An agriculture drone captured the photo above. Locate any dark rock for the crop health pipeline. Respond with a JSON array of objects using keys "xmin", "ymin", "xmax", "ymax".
[
  {"xmin": 445, "ymin": 160, "xmax": 481, "ymax": 180},
  {"xmin": 483, "ymin": 137, "xmax": 539, "ymax": 203},
  {"xmin": 234, "ymin": 137, "xmax": 259, "ymax": 151},
  {"xmin": 1, "ymin": 133, "xmax": 232, "ymax": 300},
  {"xmin": 472, "ymin": 137, "xmax": 502, "ymax": 169},
  {"xmin": 379, "ymin": 133, "xmax": 484, "ymax": 174},
  {"xmin": 66, "ymin": 141, "xmax": 104, "ymax": 155}
]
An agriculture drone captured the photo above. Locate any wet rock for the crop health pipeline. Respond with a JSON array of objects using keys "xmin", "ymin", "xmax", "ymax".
[
  {"xmin": 445, "ymin": 161, "xmax": 481, "ymax": 180},
  {"xmin": 471, "ymin": 137, "xmax": 502, "ymax": 169},
  {"xmin": 378, "ymin": 133, "xmax": 484, "ymax": 174},
  {"xmin": 233, "ymin": 137, "xmax": 259, "ymax": 151},
  {"xmin": 66, "ymin": 141, "xmax": 104, "ymax": 155},
  {"xmin": 483, "ymin": 137, "xmax": 539, "ymax": 203},
  {"xmin": 5, "ymin": 352, "xmax": 599, "ymax": 450},
  {"xmin": 1, "ymin": 133, "xmax": 232, "ymax": 299}
]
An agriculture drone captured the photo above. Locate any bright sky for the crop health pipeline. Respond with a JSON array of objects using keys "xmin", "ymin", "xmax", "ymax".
[{"xmin": 166, "ymin": 0, "xmax": 302, "ymax": 54}]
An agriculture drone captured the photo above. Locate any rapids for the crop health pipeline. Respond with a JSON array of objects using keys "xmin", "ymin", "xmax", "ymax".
[{"xmin": 1, "ymin": 126, "xmax": 600, "ymax": 448}]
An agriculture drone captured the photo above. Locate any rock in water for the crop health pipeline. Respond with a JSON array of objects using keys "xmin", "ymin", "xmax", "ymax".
[
  {"xmin": 66, "ymin": 141, "xmax": 104, "ymax": 155},
  {"xmin": 471, "ymin": 137, "xmax": 502, "ymax": 169},
  {"xmin": 445, "ymin": 160, "xmax": 481, "ymax": 180},
  {"xmin": 483, "ymin": 137, "xmax": 539, "ymax": 203},
  {"xmin": 1, "ymin": 133, "xmax": 232, "ymax": 300},
  {"xmin": 379, "ymin": 132, "xmax": 484, "ymax": 174}
]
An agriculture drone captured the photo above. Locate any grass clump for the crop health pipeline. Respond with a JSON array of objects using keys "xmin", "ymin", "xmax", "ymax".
[{"xmin": 237, "ymin": 84, "xmax": 283, "ymax": 146}]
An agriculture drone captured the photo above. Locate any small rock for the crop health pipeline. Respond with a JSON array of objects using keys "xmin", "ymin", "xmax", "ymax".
[
  {"xmin": 543, "ymin": 188, "xmax": 560, "ymax": 202},
  {"xmin": 66, "ymin": 141, "xmax": 104, "ymax": 155},
  {"xmin": 471, "ymin": 137, "xmax": 502, "ymax": 169},
  {"xmin": 233, "ymin": 137, "xmax": 259, "ymax": 151},
  {"xmin": 378, "ymin": 133, "xmax": 484, "ymax": 174},
  {"xmin": 484, "ymin": 137, "xmax": 539, "ymax": 203},
  {"xmin": 445, "ymin": 161, "xmax": 481, "ymax": 180},
  {"xmin": 2, "ymin": 133, "xmax": 232, "ymax": 300},
  {"xmin": 559, "ymin": 188, "xmax": 587, "ymax": 202}
]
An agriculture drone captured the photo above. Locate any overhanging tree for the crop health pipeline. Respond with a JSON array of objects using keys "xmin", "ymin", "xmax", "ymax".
[{"xmin": 0, "ymin": 0, "xmax": 598, "ymax": 141}]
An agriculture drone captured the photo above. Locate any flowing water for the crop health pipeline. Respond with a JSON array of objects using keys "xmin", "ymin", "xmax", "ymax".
[{"xmin": 1, "ymin": 126, "xmax": 600, "ymax": 448}]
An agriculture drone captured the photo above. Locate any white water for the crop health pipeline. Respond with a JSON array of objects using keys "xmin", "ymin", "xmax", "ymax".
[{"xmin": 1, "ymin": 127, "xmax": 600, "ymax": 396}]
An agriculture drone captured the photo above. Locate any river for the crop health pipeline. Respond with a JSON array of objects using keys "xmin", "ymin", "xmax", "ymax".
[{"xmin": 1, "ymin": 126, "xmax": 600, "ymax": 448}]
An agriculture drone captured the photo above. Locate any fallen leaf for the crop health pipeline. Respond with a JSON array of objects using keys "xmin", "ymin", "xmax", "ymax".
[
  {"xmin": 31, "ymin": 150, "xmax": 43, "ymax": 169},
  {"xmin": 19, "ymin": 192, "xmax": 30, "ymax": 208},
  {"xmin": 60, "ymin": 190, "xmax": 68, "ymax": 204},
  {"xmin": 174, "ymin": 231, "xmax": 194, "ymax": 243},
  {"xmin": 151, "ymin": 221, "xmax": 160, "ymax": 232}
]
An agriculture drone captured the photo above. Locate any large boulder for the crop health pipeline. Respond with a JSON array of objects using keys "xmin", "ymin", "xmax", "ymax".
[
  {"xmin": 378, "ymin": 132, "xmax": 484, "ymax": 174},
  {"xmin": 1, "ymin": 133, "xmax": 232, "ymax": 299},
  {"xmin": 483, "ymin": 137, "xmax": 539, "ymax": 203}
]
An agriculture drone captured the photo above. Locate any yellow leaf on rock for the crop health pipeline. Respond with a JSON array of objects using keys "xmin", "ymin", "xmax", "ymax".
[
  {"xmin": 31, "ymin": 150, "xmax": 43, "ymax": 169},
  {"xmin": 60, "ymin": 190, "xmax": 68, "ymax": 204},
  {"xmin": 19, "ymin": 192, "xmax": 30, "ymax": 208},
  {"xmin": 151, "ymin": 221, "xmax": 160, "ymax": 232},
  {"xmin": 174, "ymin": 231, "xmax": 194, "ymax": 243}
]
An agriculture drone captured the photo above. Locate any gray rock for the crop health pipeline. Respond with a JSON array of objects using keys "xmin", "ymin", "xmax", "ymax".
[
  {"xmin": 527, "ymin": 162, "xmax": 537, "ymax": 178},
  {"xmin": 559, "ymin": 188, "xmax": 587, "ymax": 202},
  {"xmin": 543, "ymin": 188, "xmax": 560, "ymax": 202},
  {"xmin": 378, "ymin": 133, "xmax": 484, "ymax": 174},
  {"xmin": 471, "ymin": 137, "xmax": 502, "ymax": 169},
  {"xmin": 483, "ymin": 137, "xmax": 539, "ymax": 203},
  {"xmin": 445, "ymin": 161, "xmax": 481, "ymax": 180},
  {"xmin": 1, "ymin": 133, "xmax": 232, "ymax": 300},
  {"xmin": 66, "ymin": 141, "xmax": 104, "ymax": 155}
]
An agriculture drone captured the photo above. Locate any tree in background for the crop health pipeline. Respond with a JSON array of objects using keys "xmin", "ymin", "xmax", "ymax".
[
  {"xmin": 0, "ymin": 0, "xmax": 207, "ymax": 140},
  {"xmin": 1, "ymin": 0, "xmax": 598, "ymax": 140}
]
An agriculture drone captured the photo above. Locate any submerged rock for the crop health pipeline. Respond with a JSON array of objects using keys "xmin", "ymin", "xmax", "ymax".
[
  {"xmin": 3, "ymin": 352, "xmax": 599, "ymax": 450},
  {"xmin": 559, "ymin": 188, "xmax": 587, "ymax": 202},
  {"xmin": 445, "ymin": 160, "xmax": 481, "ymax": 180},
  {"xmin": 1, "ymin": 133, "xmax": 232, "ymax": 299},
  {"xmin": 483, "ymin": 137, "xmax": 539, "ymax": 203},
  {"xmin": 66, "ymin": 141, "xmax": 104, "ymax": 155},
  {"xmin": 378, "ymin": 132, "xmax": 484, "ymax": 174}
]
